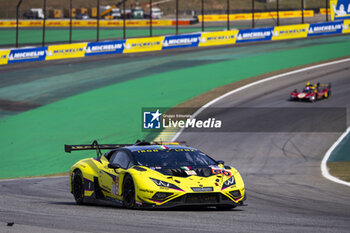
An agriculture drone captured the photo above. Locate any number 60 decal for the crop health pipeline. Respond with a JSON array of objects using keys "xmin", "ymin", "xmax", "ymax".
[{"xmin": 211, "ymin": 168, "xmax": 232, "ymax": 177}]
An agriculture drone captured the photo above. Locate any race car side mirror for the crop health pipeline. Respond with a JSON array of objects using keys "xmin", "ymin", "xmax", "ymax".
[
  {"xmin": 108, "ymin": 163, "xmax": 121, "ymax": 169},
  {"xmin": 217, "ymin": 160, "xmax": 225, "ymax": 165}
]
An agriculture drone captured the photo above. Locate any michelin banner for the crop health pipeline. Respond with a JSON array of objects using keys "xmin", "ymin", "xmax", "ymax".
[
  {"xmin": 330, "ymin": 0, "xmax": 350, "ymax": 20},
  {"xmin": 85, "ymin": 40, "xmax": 125, "ymax": 56},
  {"xmin": 272, "ymin": 24, "xmax": 309, "ymax": 40},
  {"xmin": 46, "ymin": 43, "xmax": 87, "ymax": 60},
  {"xmin": 198, "ymin": 30, "xmax": 238, "ymax": 47},
  {"xmin": 1, "ymin": 21, "xmax": 350, "ymax": 65},
  {"xmin": 7, "ymin": 47, "xmax": 47, "ymax": 63},
  {"xmin": 162, "ymin": 34, "xmax": 201, "ymax": 50},
  {"xmin": 343, "ymin": 19, "xmax": 350, "ymax": 33},
  {"xmin": 124, "ymin": 37, "xmax": 164, "ymax": 53},
  {"xmin": 236, "ymin": 27, "xmax": 274, "ymax": 43},
  {"xmin": 0, "ymin": 50, "xmax": 10, "ymax": 65},
  {"xmin": 308, "ymin": 21, "xmax": 343, "ymax": 36}
]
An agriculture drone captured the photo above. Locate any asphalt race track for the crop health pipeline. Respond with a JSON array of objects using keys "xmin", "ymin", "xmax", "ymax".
[{"xmin": 1, "ymin": 61, "xmax": 350, "ymax": 232}]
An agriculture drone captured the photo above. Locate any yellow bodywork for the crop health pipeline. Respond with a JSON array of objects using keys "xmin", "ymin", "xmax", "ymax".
[{"xmin": 70, "ymin": 152, "xmax": 245, "ymax": 208}]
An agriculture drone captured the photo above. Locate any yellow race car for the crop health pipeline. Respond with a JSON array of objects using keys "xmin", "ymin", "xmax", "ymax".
[{"xmin": 66, "ymin": 140, "xmax": 246, "ymax": 209}]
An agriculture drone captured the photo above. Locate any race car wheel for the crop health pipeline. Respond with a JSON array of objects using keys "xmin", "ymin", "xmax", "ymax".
[
  {"xmin": 122, "ymin": 175, "xmax": 135, "ymax": 209},
  {"xmin": 72, "ymin": 170, "xmax": 84, "ymax": 205}
]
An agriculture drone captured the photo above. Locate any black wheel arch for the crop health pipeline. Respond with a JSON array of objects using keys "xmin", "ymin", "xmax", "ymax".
[
  {"xmin": 122, "ymin": 173, "xmax": 136, "ymax": 208},
  {"xmin": 72, "ymin": 169, "xmax": 85, "ymax": 205},
  {"xmin": 121, "ymin": 172, "xmax": 132, "ymax": 195},
  {"xmin": 71, "ymin": 168, "xmax": 82, "ymax": 192}
]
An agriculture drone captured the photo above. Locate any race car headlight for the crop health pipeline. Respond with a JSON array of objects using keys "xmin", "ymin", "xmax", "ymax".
[
  {"xmin": 221, "ymin": 176, "xmax": 235, "ymax": 190},
  {"xmin": 150, "ymin": 178, "xmax": 183, "ymax": 191}
]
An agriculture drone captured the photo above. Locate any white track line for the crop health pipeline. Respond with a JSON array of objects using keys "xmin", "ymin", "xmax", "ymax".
[
  {"xmin": 171, "ymin": 57, "xmax": 350, "ymax": 186},
  {"xmin": 321, "ymin": 127, "xmax": 350, "ymax": 187}
]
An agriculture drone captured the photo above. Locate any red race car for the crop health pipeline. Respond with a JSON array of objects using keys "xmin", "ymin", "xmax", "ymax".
[{"xmin": 289, "ymin": 82, "xmax": 331, "ymax": 102}]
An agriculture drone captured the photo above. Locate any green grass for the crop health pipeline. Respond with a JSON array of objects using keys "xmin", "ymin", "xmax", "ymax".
[
  {"xmin": 327, "ymin": 162, "xmax": 350, "ymax": 182},
  {"xmin": 328, "ymin": 131, "xmax": 350, "ymax": 162},
  {"xmin": 1, "ymin": 37, "xmax": 350, "ymax": 178}
]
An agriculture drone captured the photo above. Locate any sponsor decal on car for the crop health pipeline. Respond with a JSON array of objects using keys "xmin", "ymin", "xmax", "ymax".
[
  {"xmin": 158, "ymin": 145, "xmax": 169, "ymax": 150},
  {"xmin": 191, "ymin": 187, "xmax": 213, "ymax": 192},
  {"xmin": 211, "ymin": 168, "xmax": 232, "ymax": 177},
  {"xmin": 112, "ymin": 176, "xmax": 120, "ymax": 196},
  {"xmin": 135, "ymin": 201, "xmax": 143, "ymax": 206},
  {"xmin": 185, "ymin": 170, "xmax": 197, "ymax": 176},
  {"xmin": 139, "ymin": 189, "xmax": 154, "ymax": 193},
  {"xmin": 136, "ymin": 149, "xmax": 195, "ymax": 153},
  {"xmin": 180, "ymin": 166, "xmax": 191, "ymax": 171}
]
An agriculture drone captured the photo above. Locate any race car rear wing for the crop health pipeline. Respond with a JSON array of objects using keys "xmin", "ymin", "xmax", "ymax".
[
  {"xmin": 305, "ymin": 82, "xmax": 331, "ymax": 88},
  {"xmin": 319, "ymin": 83, "xmax": 331, "ymax": 88},
  {"xmin": 65, "ymin": 140, "xmax": 185, "ymax": 153},
  {"xmin": 65, "ymin": 143, "xmax": 131, "ymax": 153}
]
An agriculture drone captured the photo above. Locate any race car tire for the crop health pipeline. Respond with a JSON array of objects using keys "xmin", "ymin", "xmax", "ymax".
[
  {"xmin": 122, "ymin": 174, "xmax": 135, "ymax": 209},
  {"xmin": 72, "ymin": 170, "xmax": 85, "ymax": 205},
  {"xmin": 216, "ymin": 205, "xmax": 236, "ymax": 210}
]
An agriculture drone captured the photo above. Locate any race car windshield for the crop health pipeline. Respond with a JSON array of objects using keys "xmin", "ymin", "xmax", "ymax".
[
  {"xmin": 302, "ymin": 89, "xmax": 314, "ymax": 93},
  {"xmin": 132, "ymin": 149, "xmax": 217, "ymax": 168}
]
